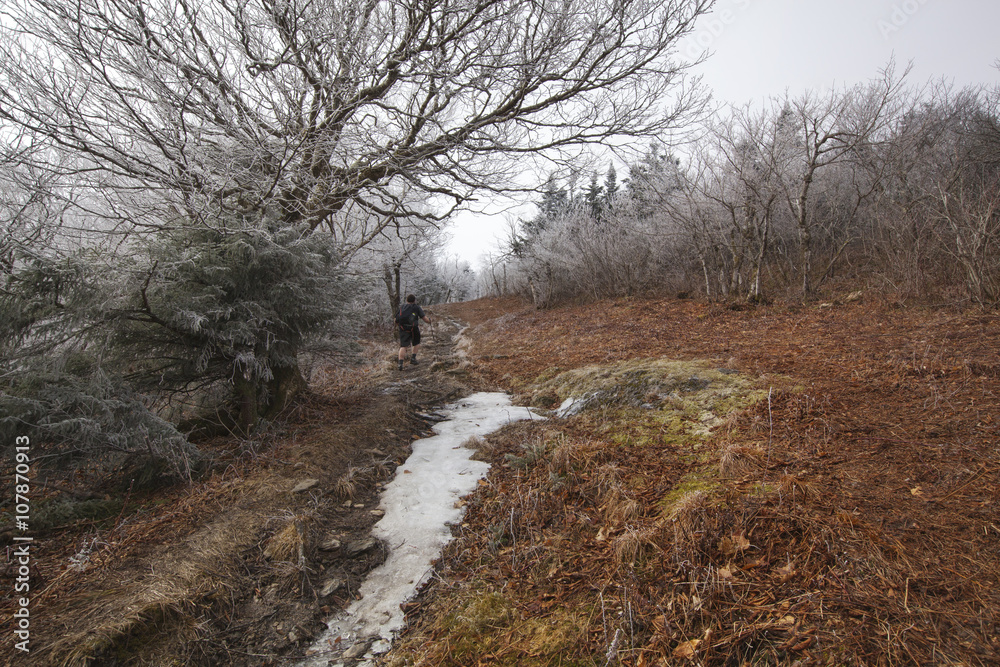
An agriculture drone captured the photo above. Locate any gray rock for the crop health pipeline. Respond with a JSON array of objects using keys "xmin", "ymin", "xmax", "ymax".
[
  {"xmin": 319, "ymin": 536, "xmax": 342, "ymax": 551},
  {"xmin": 291, "ymin": 478, "xmax": 320, "ymax": 493},
  {"xmin": 344, "ymin": 537, "xmax": 377, "ymax": 556},
  {"xmin": 343, "ymin": 642, "xmax": 369, "ymax": 659},
  {"xmin": 319, "ymin": 577, "xmax": 344, "ymax": 596}
]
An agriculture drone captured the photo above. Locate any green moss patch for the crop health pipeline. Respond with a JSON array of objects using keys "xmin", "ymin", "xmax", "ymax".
[
  {"xmin": 531, "ymin": 358, "xmax": 767, "ymax": 444},
  {"xmin": 27, "ymin": 496, "xmax": 125, "ymax": 532},
  {"xmin": 657, "ymin": 472, "xmax": 722, "ymax": 515}
]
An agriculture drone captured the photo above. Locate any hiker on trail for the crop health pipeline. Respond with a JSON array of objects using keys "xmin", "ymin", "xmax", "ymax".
[{"xmin": 396, "ymin": 294, "xmax": 432, "ymax": 371}]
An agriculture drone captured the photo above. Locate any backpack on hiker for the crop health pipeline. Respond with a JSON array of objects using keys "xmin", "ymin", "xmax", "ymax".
[{"xmin": 395, "ymin": 303, "xmax": 418, "ymax": 330}]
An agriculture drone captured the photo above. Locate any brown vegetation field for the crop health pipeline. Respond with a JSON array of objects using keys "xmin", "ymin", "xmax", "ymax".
[
  {"xmin": 388, "ymin": 294, "xmax": 1000, "ymax": 666},
  {"xmin": 3, "ymin": 294, "xmax": 999, "ymax": 666}
]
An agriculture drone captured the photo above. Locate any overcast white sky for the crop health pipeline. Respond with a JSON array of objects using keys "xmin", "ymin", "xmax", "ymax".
[
  {"xmin": 445, "ymin": 0, "xmax": 1000, "ymax": 264},
  {"xmin": 689, "ymin": 0, "xmax": 999, "ymax": 104}
]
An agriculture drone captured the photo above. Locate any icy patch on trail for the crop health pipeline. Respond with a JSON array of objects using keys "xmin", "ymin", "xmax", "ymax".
[{"xmin": 300, "ymin": 392, "xmax": 538, "ymax": 666}]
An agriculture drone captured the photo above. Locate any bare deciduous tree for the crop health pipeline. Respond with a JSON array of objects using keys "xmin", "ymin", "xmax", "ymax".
[
  {"xmin": 697, "ymin": 105, "xmax": 788, "ymax": 299},
  {"xmin": 935, "ymin": 171, "xmax": 1000, "ymax": 304},
  {"xmin": 0, "ymin": 0, "xmax": 714, "ymax": 436},
  {"xmin": 0, "ymin": 0, "xmax": 712, "ymax": 237},
  {"xmin": 862, "ymin": 82, "xmax": 1000, "ymax": 303},
  {"xmin": 775, "ymin": 65, "xmax": 908, "ymax": 295}
]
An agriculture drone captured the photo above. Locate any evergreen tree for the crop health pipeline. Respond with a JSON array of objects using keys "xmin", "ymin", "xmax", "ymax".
[
  {"xmin": 511, "ymin": 174, "xmax": 571, "ymax": 256},
  {"xmin": 627, "ymin": 143, "xmax": 684, "ymax": 218},
  {"xmin": 603, "ymin": 165, "xmax": 619, "ymax": 210},
  {"xmin": 1, "ymin": 213, "xmax": 353, "ymax": 463},
  {"xmin": 108, "ymin": 219, "xmax": 352, "ymax": 434},
  {"xmin": 539, "ymin": 175, "xmax": 571, "ymax": 226},
  {"xmin": 0, "ymin": 253, "xmax": 198, "ymax": 481},
  {"xmin": 584, "ymin": 174, "xmax": 605, "ymax": 219}
]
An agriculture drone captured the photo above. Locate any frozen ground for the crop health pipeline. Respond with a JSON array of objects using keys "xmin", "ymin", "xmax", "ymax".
[{"xmin": 300, "ymin": 392, "xmax": 539, "ymax": 665}]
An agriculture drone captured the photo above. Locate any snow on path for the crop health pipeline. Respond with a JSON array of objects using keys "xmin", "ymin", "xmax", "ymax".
[{"xmin": 300, "ymin": 392, "xmax": 538, "ymax": 665}]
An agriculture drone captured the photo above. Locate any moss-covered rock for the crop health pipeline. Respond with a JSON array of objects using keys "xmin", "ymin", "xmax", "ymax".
[{"xmin": 529, "ymin": 359, "xmax": 768, "ymax": 442}]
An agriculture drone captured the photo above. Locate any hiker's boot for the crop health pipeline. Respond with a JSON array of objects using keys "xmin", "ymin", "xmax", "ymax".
[
  {"xmin": 410, "ymin": 354, "xmax": 418, "ymax": 365},
  {"xmin": 397, "ymin": 359, "xmax": 405, "ymax": 371}
]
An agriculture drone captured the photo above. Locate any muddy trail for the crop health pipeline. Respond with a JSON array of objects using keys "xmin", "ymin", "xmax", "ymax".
[{"xmin": 0, "ymin": 312, "xmax": 490, "ymax": 666}]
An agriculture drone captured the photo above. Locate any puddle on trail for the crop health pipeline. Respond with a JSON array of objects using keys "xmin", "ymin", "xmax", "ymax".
[{"xmin": 300, "ymin": 392, "xmax": 538, "ymax": 666}]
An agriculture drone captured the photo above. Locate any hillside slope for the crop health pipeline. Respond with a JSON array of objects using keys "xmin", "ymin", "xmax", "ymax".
[
  {"xmin": 389, "ymin": 295, "xmax": 1000, "ymax": 666},
  {"xmin": 0, "ymin": 316, "xmax": 475, "ymax": 666}
]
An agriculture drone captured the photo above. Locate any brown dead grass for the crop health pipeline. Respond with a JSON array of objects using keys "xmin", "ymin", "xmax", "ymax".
[
  {"xmin": 0, "ymin": 332, "xmax": 441, "ymax": 666},
  {"xmin": 391, "ymin": 295, "xmax": 1000, "ymax": 666}
]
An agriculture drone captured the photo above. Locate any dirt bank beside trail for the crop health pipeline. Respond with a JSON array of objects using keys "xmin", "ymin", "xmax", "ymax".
[
  {"xmin": 0, "ymin": 312, "xmax": 481, "ymax": 666},
  {"xmin": 388, "ymin": 295, "xmax": 1000, "ymax": 666}
]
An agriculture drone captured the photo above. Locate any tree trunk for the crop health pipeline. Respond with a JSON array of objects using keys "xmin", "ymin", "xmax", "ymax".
[
  {"xmin": 796, "ymin": 170, "xmax": 816, "ymax": 297},
  {"xmin": 233, "ymin": 373, "xmax": 257, "ymax": 437},
  {"xmin": 263, "ymin": 364, "xmax": 307, "ymax": 421},
  {"xmin": 384, "ymin": 260, "xmax": 402, "ymax": 340},
  {"xmin": 699, "ymin": 254, "xmax": 711, "ymax": 298},
  {"xmin": 751, "ymin": 213, "xmax": 770, "ymax": 299},
  {"xmin": 383, "ymin": 261, "xmax": 402, "ymax": 313}
]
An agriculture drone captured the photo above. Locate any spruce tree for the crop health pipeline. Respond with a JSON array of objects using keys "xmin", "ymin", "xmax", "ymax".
[
  {"xmin": 107, "ymin": 219, "xmax": 352, "ymax": 434},
  {"xmin": 0, "ymin": 214, "xmax": 353, "ymax": 487},
  {"xmin": 603, "ymin": 165, "xmax": 619, "ymax": 210},
  {"xmin": 585, "ymin": 174, "xmax": 604, "ymax": 219}
]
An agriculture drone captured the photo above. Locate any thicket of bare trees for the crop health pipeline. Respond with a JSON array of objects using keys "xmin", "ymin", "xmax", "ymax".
[
  {"xmin": 351, "ymin": 205, "xmax": 477, "ymax": 333},
  {"xmin": 490, "ymin": 68, "xmax": 1000, "ymax": 308},
  {"xmin": 0, "ymin": 0, "xmax": 712, "ymax": 481}
]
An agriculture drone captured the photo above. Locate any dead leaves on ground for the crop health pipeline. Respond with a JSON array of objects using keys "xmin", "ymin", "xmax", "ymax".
[{"xmin": 406, "ymin": 297, "xmax": 1000, "ymax": 666}]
